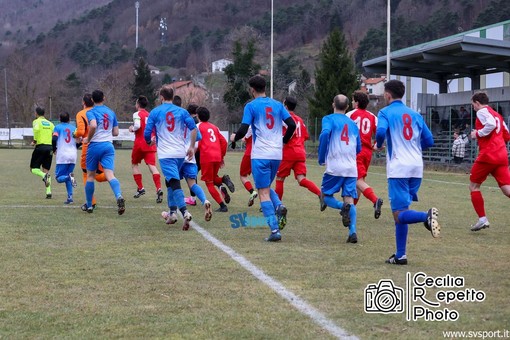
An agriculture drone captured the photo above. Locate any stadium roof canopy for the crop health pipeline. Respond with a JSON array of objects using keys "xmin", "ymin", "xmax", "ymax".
[{"xmin": 362, "ymin": 29, "xmax": 510, "ymax": 93}]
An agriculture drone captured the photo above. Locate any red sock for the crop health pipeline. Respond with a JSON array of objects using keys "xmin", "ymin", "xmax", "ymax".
[
  {"xmin": 362, "ymin": 187, "xmax": 378, "ymax": 204},
  {"xmin": 213, "ymin": 176, "xmax": 223, "ymax": 187},
  {"xmin": 275, "ymin": 179, "xmax": 284, "ymax": 200},
  {"xmin": 243, "ymin": 181, "xmax": 254, "ymax": 193},
  {"xmin": 133, "ymin": 174, "xmax": 143, "ymax": 189},
  {"xmin": 206, "ymin": 182, "xmax": 223, "ymax": 204},
  {"xmin": 152, "ymin": 173, "xmax": 161, "ymax": 190},
  {"xmin": 470, "ymin": 191, "xmax": 486, "ymax": 218},
  {"xmin": 299, "ymin": 178, "xmax": 321, "ymax": 196}
]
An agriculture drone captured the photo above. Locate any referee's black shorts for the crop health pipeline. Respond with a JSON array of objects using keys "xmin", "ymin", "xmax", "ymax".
[{"xmin": 30, "ymin": 144, "xmax": 53, "ymax": 170}]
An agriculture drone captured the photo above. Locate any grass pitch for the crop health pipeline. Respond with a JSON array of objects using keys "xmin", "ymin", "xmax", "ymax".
[{"xmin": 1, "ymin": 149, "xmax": 509, "ymax": 339}]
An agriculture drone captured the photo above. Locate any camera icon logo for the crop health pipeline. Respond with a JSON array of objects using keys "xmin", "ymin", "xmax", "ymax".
[{"xmin": 364, "ymin": 279, "xmax": 405, "ymax": 314}]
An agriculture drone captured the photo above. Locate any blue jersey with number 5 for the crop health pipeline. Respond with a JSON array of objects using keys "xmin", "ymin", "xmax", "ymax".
[{"xmin": 242, "ymin": 97, "xmax": 290, "ymax": 160}]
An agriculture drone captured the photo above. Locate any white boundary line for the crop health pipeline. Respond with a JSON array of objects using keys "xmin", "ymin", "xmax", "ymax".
[{"xmin": 191, "ymin": 221, "xmax": 358, "ymax": 340}]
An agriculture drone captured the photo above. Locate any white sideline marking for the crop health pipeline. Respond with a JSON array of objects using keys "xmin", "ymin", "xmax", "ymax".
[{"xmin": 191, "ymin": 222, "xmax": 358, "ymax": 340}]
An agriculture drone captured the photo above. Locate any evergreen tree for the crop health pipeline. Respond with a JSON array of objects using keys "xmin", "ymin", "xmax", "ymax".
[
  {"xmin": 309, "ymin": 29, "xmax": 358, "ymax": 120},
  {"xmin": 223, "ymin": 40, "xmax": 260, "ymax": 113},
  {"xmin": 131, "ymin": 57, "xmax": 157, "ymax": 108}
]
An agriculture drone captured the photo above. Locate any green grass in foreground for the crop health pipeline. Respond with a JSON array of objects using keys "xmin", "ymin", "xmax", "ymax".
[{"xmin": 0, "ymin": 149, "xmax": 509, "ymax": 339}]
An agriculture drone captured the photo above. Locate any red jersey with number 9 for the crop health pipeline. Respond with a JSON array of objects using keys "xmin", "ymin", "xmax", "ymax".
[
  {"xmin": 197, "ymin": 121, "xmax": 227, "ymax": 163},
  {"xmin": 475, "ymin": 106, "xmax": 510, "ymax": 164}
]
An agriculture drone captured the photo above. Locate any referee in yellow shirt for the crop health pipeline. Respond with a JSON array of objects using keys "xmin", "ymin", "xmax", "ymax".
[{"xmin": 30, "ymin": 107, "xmax": 55, "ymax": 198}]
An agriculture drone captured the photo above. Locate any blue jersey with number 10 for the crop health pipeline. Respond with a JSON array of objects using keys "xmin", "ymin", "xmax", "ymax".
[{"xmin": 242, "ymin": 97, "xmax": 290, "ymax": 160}]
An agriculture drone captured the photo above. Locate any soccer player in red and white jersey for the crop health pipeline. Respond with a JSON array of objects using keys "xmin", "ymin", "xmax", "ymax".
[
  {"xmin": 275, "ymin": 96, "xmax": 320, "ymax": 201},
  {"xmin": 129, "ymin": 95, "xmax": 163, "ymax": 203},
  {"xmin": 230, "ymin": 126, "xmax": 258, "ymax": 207},
  {"xmin": 468, "ymin": 92, "xmax": 510, "ymax": 231},
  {"xmin": 197, "ymin": 106, "xmax": 235, "ymax": 212},
  {"xmin": 346, "ymin": 91, "xmax": 384, "ymax": 219}
]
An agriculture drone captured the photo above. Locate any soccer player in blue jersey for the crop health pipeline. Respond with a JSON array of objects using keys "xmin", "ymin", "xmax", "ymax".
[
  {"xmin": 375, "ymin": 80, "xmax": 440, "ymax": 265},
  {"xmin": 83, "ymin": 90, "xmax": 125, "ymax": 215},
  {"xmin": 144, "ymin": 84, "xmax": 198, "ymax": 230},
  {"xmin": 231, "ymin": 75, "xmax": 296, "ymax": 242},
  {"xmin": 318, "ymin": 94, "xmax": 362, "ymax": 244},
  {"xmin": 52, "ymin": 112, "xmax": 78, "ymax": 204}
]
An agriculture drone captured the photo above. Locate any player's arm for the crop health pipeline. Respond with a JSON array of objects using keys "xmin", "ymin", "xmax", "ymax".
[
  {"xmin": 144, "ymin": 112, "xmax": 156, "ymax": 145},
  {"xmin": 52, "ymin": 131, "xmax": 58, "ymax": 153},
  {"xmin": 75, "ymin": 113, "xmax": 86, "ymax": 138},
  {"xmin": 184, "ymin": 114, "xmax": 197, "ymax": 160},
  {"xmin": 420, "ymin": 120, "xmax": 434, "ymax": 150},
  {"xmin": 282, "ymin": 116, "xmax": 296, "ymax": 144},
  {"xmin": 356, "ymin": 131, "xmax": 362, "ymax": 155},
  {"xmin": 219, "ymin": 130, "xmax": 227, "ymax": 158},
  {"xmin": 502, "ymin": 121, "xmax": 510, "ymax": 142},
  {"xmin": 130, "ymin": 112, "xmax": 141, "ymax": 132},
  {"xmin": 318, "ymin": 116, "xmax": 331, "ymax": 165},
  {"xmin": 231, "ymin": 124, "xmax": 249, "ymax": 149},
  {"xmin": 112, "ymin": 115, "xmax": 119, "ymax": 137},
  {"xmin": 474, "ymin": 109, "xmax": 496, "ymax": 138},
  {"xmin": 375, "ymin": 111, "xmax": 388, "ymax": 149}
]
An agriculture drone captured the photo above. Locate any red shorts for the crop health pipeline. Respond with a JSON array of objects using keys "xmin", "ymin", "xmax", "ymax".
[
  {"xmin": 356, "ymin": 148, "xmax": 373, "ymax": 179},
  {"xmin": 131, "ymin": 147, "xmax": 156, "ymax": 166},
  {"xmin": 240, "ymin": 153, "xmax": 252, "ymax": 176},
  {"xmin": 276, "ymin": 159, "xmax": 307, "ymax": 178},
  {"xmin": 470, "ymin": 161, "xmax": 510, "ymax": 187},
  {"xmin": 201, "ymin": 161, "xmax": 221, "ymax": 182}
]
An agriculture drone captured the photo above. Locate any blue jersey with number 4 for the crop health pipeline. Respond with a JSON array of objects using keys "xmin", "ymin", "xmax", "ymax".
[{"xmin": 318, "ymin": 113, "xmax": 360, "ymax": 177}]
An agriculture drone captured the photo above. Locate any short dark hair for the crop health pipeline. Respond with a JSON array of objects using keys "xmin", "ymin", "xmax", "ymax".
[
  {"xmin": 91, "ymin": 90, "xmax": 104, "ymax": 103},
  {"xmin": 187, "ymin": 104, "xmax": 198, "ymax": 115},
  {"xmin": 384, "ymin": 80, "xmax": 405, "ymax": 100},
  {"xmin": 197, "ymin": 106, "xmax": 210, "ymax": 122},
  {"xmin": 248, "ymin": 75, "xmax": 266, "ymax": 93},
  {"xmin": 137, "ymin": 95, "xmax": 148, "ymax": 109},
  {"xmin": 160, "ymin": 85, "xmax": 174, "ymax": 101},
  {"xmin": 35, "ymin": 107, "xmax": 45, "ymax": 116},
  {"xmin": 284, "ymin": 96, "xmax": 297, "ymax": 111},
  {"xmin": 59, "ymin": 111, "xmax": 70, "ymax": 123},
  {"xmin": 471, "ymin": 92, "xmax": 489, "ymax": 105},
  {"xmin": 352, "ymin": 90, "xmax": 369, "ymax": 109},
  {"xmin": 333, "ymin": 95, "xmax": 349, "ymax": 111},
  {"xmin": 173, "ymin": 95, "xmax": 182, "ymax": 107},
  {"xmin": 83, "ymin": 93, "xmax": 94, "ymax": 108}
]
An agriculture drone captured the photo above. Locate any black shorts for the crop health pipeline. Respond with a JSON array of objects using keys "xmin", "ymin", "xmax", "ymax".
[{"xmin": 30, "ymin": 145, "xmax": 53, "ymax": 170}]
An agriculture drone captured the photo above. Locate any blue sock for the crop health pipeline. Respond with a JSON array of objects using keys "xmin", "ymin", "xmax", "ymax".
[
  {"xmin": 108, "ymin": 178, "xmax": 122, "ymax": 199},
  {"xmin": 261, "ymin": 200, "xmax": 279, "ymax": 232},
  {"xmin": 269, "ymin": 189, "xmax": 282, "ymax": 209},
  {"xmin": 173, "ymin": 188, "xmax": 186, "ymax": 210},
  {"xmin": 191, "ymin": 183, "xmax": 207, "ymax": 205},
  {"xmin": 56, "ymin": 175, "xmax": 68, "ymax": 183},
  {"xmin": 349, "ymin": 204, "xmax": 357, "ymax": 235},
  {"xmin": 85, "ymin": 181, "xmax": 95, "ymax": 208},
  {"xmin": 65, "ymin": 180, "xmax": 73, "ymax": 198},
  {"xmin": 323, "ymin": 195, "xmax": 343, "ymax": 210},
  {"xmin": 398, "ymin": 210, "xmax": 427, "ymax": 224},
  {"xmin": 167, "ymin": 187, "xmax": 175, "ymax": 209},
  {"xmin": 395, "ymin": 223, "xmax": 408, "ymax": 259}
]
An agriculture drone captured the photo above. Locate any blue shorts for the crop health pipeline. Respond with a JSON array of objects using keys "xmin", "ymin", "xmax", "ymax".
[
  {"xmin": 388, "ymin": 178, "xmax": 422, "ymax": 212},
  {"xmin": 86, "ymin": 142, "xmax": 115, "ymax": 171},
  {"xmin": 251, "ymin": 159, "xmax": 281, "ymax": 189},
  {"xmin": 160, "ymin": 158, "xmax": 185, "ymax": 181},
  {"xmin": 180, "ymin": 162, "xmax": 198, "ymax": 180},
  {"xmin": 321, "ymin": 174, "xmax": 358, "ymax": 198},
  {"xmin": 55, "ymin": 163, "xmax": 75, "ymax": 179}
]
